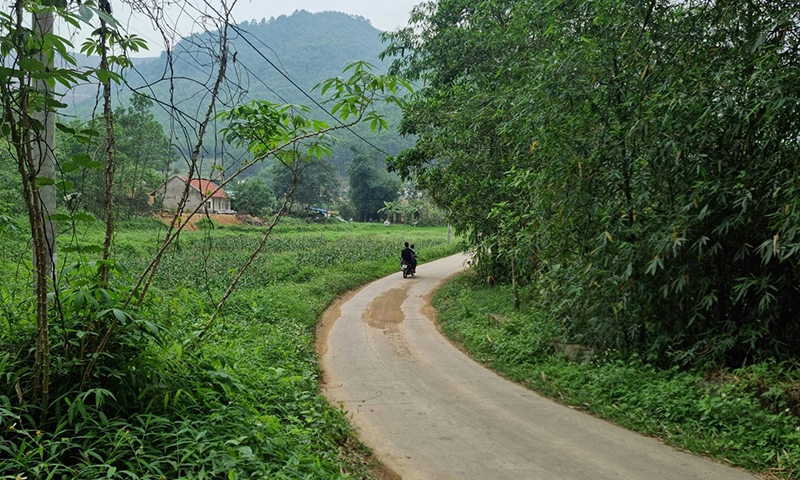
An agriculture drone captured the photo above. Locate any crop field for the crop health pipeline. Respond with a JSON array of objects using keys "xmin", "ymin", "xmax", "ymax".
[{"xmin": 0, "ymin": 218, "xmax": 460, "ymax": 479}]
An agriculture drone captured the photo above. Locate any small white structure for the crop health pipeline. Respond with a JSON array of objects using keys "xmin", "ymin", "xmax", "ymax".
[{"xmin": 155, "ymin": 175, "xmax": 231, "ymax": 213}]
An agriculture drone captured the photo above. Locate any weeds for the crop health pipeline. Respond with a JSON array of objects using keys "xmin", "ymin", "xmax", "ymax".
[{"xmin": 1, "ymin": 222, "xmax": 459, "ymax": 478}]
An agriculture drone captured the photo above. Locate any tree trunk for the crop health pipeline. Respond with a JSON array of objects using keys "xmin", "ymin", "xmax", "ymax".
[
  {"xmin": 99, "ymin": 3, "xmax": 116, "ymax": 285},
  {"xmin": 512, "ymin": 254, "xmax": 520, "ymax": 310},
  {"xmin": 31, "ymin": 6, "xmax": 56, "ymax": 426}
]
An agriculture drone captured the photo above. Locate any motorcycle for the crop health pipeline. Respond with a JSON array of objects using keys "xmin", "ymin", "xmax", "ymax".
[{"xmin": 401, "ymin": 259, "xmax": 416, "ymax": 278}]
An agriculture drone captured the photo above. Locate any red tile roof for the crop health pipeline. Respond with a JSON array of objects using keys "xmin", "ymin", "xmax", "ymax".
[{"xmin": 180, "ymin": 176, "xmax": 228, "ymax": 198}]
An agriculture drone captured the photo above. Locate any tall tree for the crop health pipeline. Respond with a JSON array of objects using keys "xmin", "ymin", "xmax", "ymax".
[
  {"xmin": 30, "ymin": 0, "xmax": 58, "ymax": 425},
  {"xmin": 57, "ymin": 96, "xmax": 171, "ymax": 219},
  {"xmin": 231, "ymin": 174, "xmax": 275, "ymax": 216},
  {"xmin": 347, "ymin": 152, "xmax": 400, "ymax": 221},
  {"xmin": 383, "ymin": 0, "xmax": 800, "ymax": 365},
  {"xmin": 270, "ymin": 156, "xmax": 340, "ymax": 211}
]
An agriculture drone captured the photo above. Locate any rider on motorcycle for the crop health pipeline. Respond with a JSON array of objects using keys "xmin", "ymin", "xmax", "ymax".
[{"xmin": 401, "ymin": 242, "xmax": 415, "ymax": 273}]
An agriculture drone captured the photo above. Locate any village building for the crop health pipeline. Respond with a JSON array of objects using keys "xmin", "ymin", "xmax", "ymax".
[{"xmin": 154, "ymin": 175, "xmax": 232, "ymax": 213}]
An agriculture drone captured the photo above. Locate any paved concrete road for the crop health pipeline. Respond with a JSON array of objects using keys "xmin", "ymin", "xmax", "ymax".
[{"xmin": 318, "ymin": 254, "xmax": 755, "ymax": 480}]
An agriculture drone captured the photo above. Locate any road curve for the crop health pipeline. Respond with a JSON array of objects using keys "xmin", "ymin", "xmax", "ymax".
[{"xmin": 318, "ymin": 254, "xmax": 755, "ymax": 480}]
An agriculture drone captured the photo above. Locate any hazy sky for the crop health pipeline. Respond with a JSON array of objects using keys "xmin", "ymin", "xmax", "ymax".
[{"xmin": 100, "ymin": 0, "xmax": 424, "ymax": 57}]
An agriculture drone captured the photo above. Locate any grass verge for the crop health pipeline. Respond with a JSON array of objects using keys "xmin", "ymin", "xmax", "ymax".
[{"xmin": 432, "ymin": 272, "xmax": 800, "ymax": 480}]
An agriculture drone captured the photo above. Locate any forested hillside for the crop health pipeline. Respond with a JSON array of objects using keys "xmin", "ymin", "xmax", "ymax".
[{"xmin": 65, "ymin": 10, "xmax": 412, "ymax": 178}]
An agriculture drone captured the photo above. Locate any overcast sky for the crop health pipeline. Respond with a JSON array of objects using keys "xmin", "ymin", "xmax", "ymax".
[{"xmin": 96, "ymin": 0, "xmax": 424, "ymax": 57}]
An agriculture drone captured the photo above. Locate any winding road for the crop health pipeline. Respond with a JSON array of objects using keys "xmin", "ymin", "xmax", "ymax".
[{"xmin": 317, "ymin": 254, "xmax": 755, "ymax": 480}]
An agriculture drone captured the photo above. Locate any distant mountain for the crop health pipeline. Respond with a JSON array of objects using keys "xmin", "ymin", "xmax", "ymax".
[
  {"xmin": 62, "ymin": 10, "xmax": 412, "ymax": 176},
  {"xmin": 130, "ymin": 10, "xmax": 387, "ymax": 102}
]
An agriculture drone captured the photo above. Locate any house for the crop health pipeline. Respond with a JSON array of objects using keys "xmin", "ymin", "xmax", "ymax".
[{"xmin": 155, "ymin": 175, "xmax": 232, "ymax": 213}]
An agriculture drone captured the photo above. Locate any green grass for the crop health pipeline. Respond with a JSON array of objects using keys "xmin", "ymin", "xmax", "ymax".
[
  {"xmin": 0, "ymin": 219, "xmax": 460, "ymax": 479},
  {"xmin": 433, "ymin": 272, "xmax": 800, "ymax": 479}
]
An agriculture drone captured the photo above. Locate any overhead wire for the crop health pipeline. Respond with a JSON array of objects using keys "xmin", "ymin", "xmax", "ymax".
[
  {"xmin": 69, "ymin": 4, "xmax": 396, "ymax": 159},
  {"xmin": 228, "ymin": 23, "xmax": 394, "ymax": 158}
]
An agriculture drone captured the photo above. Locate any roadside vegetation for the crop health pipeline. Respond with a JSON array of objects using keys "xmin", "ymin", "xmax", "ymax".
[
  {"xmin": 1, "ymin": 219, "xmax": 457, "ymax": 478},
  {"xmin": 382, "ymin": 1, "xmax": 800, "ymax": 477},
  {"xmin": 1, "ymin": 2, "xmax": 428, "ymax": 478},
  {"xmin": 433, "ymin": 273, "xmax": 800, "ymax": 479},
  {"xmin": 384, "ymin": 0, "xmax": 800, "ymax": 369}
]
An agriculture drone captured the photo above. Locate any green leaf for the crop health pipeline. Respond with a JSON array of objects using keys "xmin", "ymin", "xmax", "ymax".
[
  {"xmin": 95, "ymin": 69, "xmax": 122, "ymax": 85},
  {"xmin": 78, "ymin": 4, "xmax": 93, "ymax": 22},
  {"xmin": 44, "ymin": 97, "xmax": 68, "ymax": 109},
  {"xmin": 72, "ymin": 213, "xmax": 96, "ymax": 222},
  {"xmin": 44, "ymin": 33, "xmax": 76, "ymax": 64},
  {"xmin": 73, "ymin": 292, "xmax": 86, "ymax": 310},
  {"xmin": 112, "ymin": 309, "xmax": 128, "ymax": 323},
  {"xmin": 55, "ymin": 180, "xmax": 74, "ymax": 192},
  {"xmin": 144, "ymin": 321, "xmax": 159, "ymax": 335},
  {"xmin": 56, "ymin": 123, "xmax": 76, "ymax": 134},
  {"xmin": 19, "ymin": 57, "xmax": 45, "ymax": 72},
  {"xmin": 72, "ymin": 154, "xmax": 104, "ymax": 169},
  {"xmin": 36, "ymin": 176, "xmax": 56, "ymax": 187},
  {"xmin": 81, "ymin": 128, "xmax": 101, "ymax": 137}
]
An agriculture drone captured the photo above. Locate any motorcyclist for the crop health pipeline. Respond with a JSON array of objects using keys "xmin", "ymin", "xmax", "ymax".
[
  {"xmin": 401, "ymin": 242, "xmax": 415, "ymax": 273},
  {"xmin": 410, "ymin": 243, "xmax": 418, "ymax": 271}
]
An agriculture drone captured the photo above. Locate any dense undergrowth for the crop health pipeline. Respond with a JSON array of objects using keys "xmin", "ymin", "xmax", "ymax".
[
  {"xmin": 433, "ymin": 272, "xmax": 800, "ymax": 479},
  {"xmin": 0, "ymin": 219, "xmax": 458, "ymax": 479}
]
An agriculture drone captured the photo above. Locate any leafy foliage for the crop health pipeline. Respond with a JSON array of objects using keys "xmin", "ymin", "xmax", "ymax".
[
  {"xmin": 231, "ymin": 175, "xmax": 276, "ymax": 216},
  {"xmin": 1, "ymin": 222, "xmax": 458, "ymax": 478},
  {"xmin": 270, "ymin": 157, "xmax": 340, "ymax": 211},
  {"xmin": 382, "ymin": 0, "xmax": 800, "ymax": 366},
  {"xmin": 348, "ymin": 152, "xmax": 400, "ymax": 221},
  {"xmin": 56, "ymin": 96, "xmax": 172, "ymax": 219}
]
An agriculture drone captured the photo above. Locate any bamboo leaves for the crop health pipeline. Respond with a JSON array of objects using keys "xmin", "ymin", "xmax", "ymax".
[{"xmin": 382, "ymin": 0, "xmax": 800, "ymax": 365}]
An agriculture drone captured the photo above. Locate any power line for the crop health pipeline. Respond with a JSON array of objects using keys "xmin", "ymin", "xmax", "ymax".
[
  {"xmin": 64, "ymin": 6, "xmax": 397, "ymax": 158},
  {"xmin": 229, "ymin": 23, "xmax": 393, "ymax": 158}
]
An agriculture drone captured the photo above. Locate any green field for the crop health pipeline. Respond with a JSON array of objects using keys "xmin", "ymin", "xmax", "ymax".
[{"xmin": 0, "ymin": 218, "xmax": 459, "ymax": 479}]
